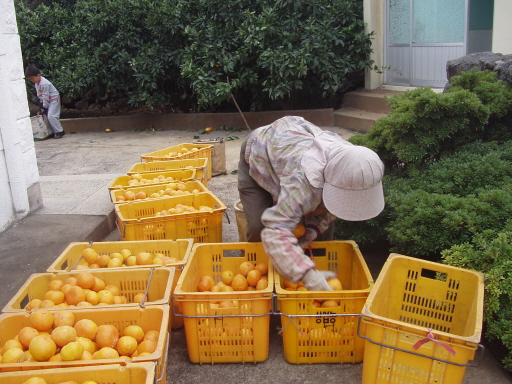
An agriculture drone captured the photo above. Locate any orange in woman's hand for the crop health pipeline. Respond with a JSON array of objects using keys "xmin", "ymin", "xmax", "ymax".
[{"xmin": 291, "ymin": 223, "xmax": 306, "ymax": 238}]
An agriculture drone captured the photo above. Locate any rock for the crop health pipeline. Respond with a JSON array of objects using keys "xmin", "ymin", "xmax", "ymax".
[
  {"xmin": 446, "ymin": 52, "xmax": 512, "ymax": 88},
  {"xmin": 74, "ymin": 100, "xmax": 89, "ymax": 110}
]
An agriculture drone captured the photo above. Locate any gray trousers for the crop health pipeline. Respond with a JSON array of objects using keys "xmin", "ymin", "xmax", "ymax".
[
  {"xmin": 47, "ymin": 97, "xmax": 64, "ymax": 133},
  {"xmin": 238, "ymin": 137, "xmax": 334, "ymax": 242}
]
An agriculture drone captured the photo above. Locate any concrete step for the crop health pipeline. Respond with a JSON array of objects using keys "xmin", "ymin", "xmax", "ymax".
[
  {"xmin": 334, "ymin": 107, "xmax": 387, "ymax": 133},
  {"xmin": 343, "ymin": 88, "xmax": 404, "ymax": 114}
]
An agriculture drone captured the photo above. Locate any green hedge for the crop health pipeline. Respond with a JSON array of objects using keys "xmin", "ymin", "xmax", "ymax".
[{"xmin": 15, "ymin": 0, "xmax": 374, "ymax": 111}]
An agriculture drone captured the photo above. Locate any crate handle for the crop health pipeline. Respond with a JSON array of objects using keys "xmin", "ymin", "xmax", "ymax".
[
  {"xmin": 139, "ymin": 267, "xmax": 156, "ymax": 308},
  {"xmin": 356, "ymin": 315, "xmax": 484, "ymax": 367},
  {"xmin": 154, "ymin": 331, "xmax": 170, "ymax": 384}
]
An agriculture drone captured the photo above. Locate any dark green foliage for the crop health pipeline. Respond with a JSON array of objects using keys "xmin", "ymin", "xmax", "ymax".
[
  {"xmin": 349, "ymin": 71, "xmax": 512, "ymax": 172},
  {"xmin": 441, "ymin": 232, "xmax": 512, "ymax": 369},
  {"xmin": 15, "ymin": 0, "xmax": 374, "ymax": 111}
]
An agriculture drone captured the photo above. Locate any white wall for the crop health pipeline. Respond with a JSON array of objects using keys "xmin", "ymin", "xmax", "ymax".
[
  {"xmin": 364, "ymin": 0, "xmax": 384, "ymax": 90},
  {"xmin": 0, "ymin": 0, "xmax": 42, "ymax": 232},
  {"xmin": 492, "ymin": 0, "xmax": 512, "ymax": 54}
]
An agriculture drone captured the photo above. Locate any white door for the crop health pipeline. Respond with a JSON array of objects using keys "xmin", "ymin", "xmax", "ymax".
[{"xmin": 385, "ymin": 0, "xmax": 468, "ymax": 87}]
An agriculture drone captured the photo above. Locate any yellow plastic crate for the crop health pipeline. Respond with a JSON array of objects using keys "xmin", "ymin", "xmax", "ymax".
[
  {"xmin": 361, "ymin": 254, "xmax": 484, "ymax": 384},
  {"xmin": 0, "ymin": 306, "xmax": 169, "ymax": 382},
  {"xmin": 45, "ymin": 239, "xmax": 192, "ymax": 330},
  {"xmin": 174, "ymin": 242, "xmax": 274, "ymax": 364},
  {"xmin": 108, "ymin": 169, "xmax": 196, "ymax": 190},
  {"xmin": 2, "ymin": 267, "xmax": 175, "ymax": 313},
  {"xmin": 0, "ymin": 362, "xmax": 156, "ymax": 384},
  {"xmin": 110, "ymin": 180, "xmax": 209, "ymax": 205},
  {"xmin": 115, "ymin": 193, "xmax": 226, "ymax": 243},
  {"xmin": 126, "ymin": 158, "xmax": 210, "ymax": 183},
  {"xmin": 46, "ymin": 239, "xmax": 193, "ymax": 273},
  {"xmin": 274, "ymin": 241, "xmax": 373, "ymax": 364},
  {"xmin": 140, "ymin": 143, "xmax": 214, "ymax": 178}
]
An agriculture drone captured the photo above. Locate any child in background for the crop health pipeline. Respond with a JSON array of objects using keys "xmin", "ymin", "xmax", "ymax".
[{"xmin": 25, "ymin": 64, "xmax": 66, "ymax": 139}]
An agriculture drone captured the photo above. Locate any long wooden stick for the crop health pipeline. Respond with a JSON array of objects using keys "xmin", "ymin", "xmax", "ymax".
[{"xmin": 227, "ymin": 77, "xmax": 251, "ymax": 130}]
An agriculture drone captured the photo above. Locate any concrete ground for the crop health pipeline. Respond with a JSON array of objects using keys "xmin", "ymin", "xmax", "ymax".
[{"xmin": 0, "ymin": 125, "xmax": 510, "ymax": 383}]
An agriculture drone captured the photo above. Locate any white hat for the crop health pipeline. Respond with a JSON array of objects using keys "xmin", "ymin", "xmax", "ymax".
[{"xmin": 302, "ymin": 134, "xmax": 385, "ymax": 221}]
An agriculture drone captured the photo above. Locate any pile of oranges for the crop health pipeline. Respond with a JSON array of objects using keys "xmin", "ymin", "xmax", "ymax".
[
  {"xmin": 165, "ymin": 147, "xmax": 199, "ymax": 158},
  {"xmin": 115, "ymin": 181, "xmax": 201, "ymax": 203},
  {"xmin": 0, "ymin": 310, "xmax": 159, "ymax": 364},
  {"xmin": 24, "ymin": 272, "xmax": 148, "ymax": 310},
  {"xmin": 76, "ymin": 247, "xmax": 179, "ymax": 269},
  {"xmin": 155, "ymin": 203, "xmax": 213, "ymax": 217},
  {"xmin": 22, "ymin": 378, "xmax": 95, "ymax": 384},
  {"xmin": 282, "ymin": 277, "xmax": 345, "ymax": 308},
  {"xmin": 196, "ymin": 261, "xmax": 269, "ymax": 308}
]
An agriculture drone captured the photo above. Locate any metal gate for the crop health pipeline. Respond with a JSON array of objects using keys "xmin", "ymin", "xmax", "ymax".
[{"xmin": 385, "ymin": 0, "xmax": 468, "ymax": 87}]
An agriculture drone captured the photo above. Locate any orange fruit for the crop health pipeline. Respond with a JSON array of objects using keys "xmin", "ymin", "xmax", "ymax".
[
  {"xmin": 29, "ymin": 335, "xmax": 57, "ymax": 362},
  {"xmin": 116, "ymin": 336, "xmax": 138, "ymax": 356},
  {"xmin": 231, "ymin": 274, "xmax": 248, "ymax": 291},
  {"xmin": 126, "ymin": 256, "xmax": 137, "ymax": 266},
  {"xmin": 221, "ymin": 270, "xmax": 234, "ymax": 285},
  {"xmin": 2, "ymin": 347, "xmax": 26, "ymax": 363},
  {"xmin": 283, "ymin": 280, "xmax": 297, "ymax": 289},
  {"xmin": 143, "ymin": 330, "xmax": 159, "ymax": 342},
  {"xmin": 95, "ymin": 325, "xmax": 119, "ymax": 349},
  {"xmin": 219, "ymin": 301, "xmax": 235, "ymax": 308},
  {"xmin": 312, "ymin": 300, "xmax": 322, "ymax": 308},
  {"xmin": 48, "ymin": 353, "xmax": 62, "ymax": 362},
  {"xmin": 107, "ymin": 258, "xmax": 123, "ymax": 268},
  {"xmin": 74, "ymin": 265, "xmax": 89, "ymax": 270},
  {"xmin": 60, "ymin": 284, "xmax": 74, "ymax": 295},
  {"xmin": 76, "ymin": 336, "xmax": 97, "ymax": 354},
  {"xmin": 39, "ymin": 299, "xmax": 56, "ymax": 308},
  {"xmin": 256, "ymin": 278, "xmax": 268, "ymax": 290},
  {"xmin": 25, "ymin": 298, "xmax": 42, "ymax": 311},
  {"xmin": 113, "ymin": 296, "xmax": 123, "ymax": 304},
  {"xmin": 93, "ymin": 347, "xmax": 119, "ymax": 360},
  {"xmin": 30, "ymin": 310, "xmax": 54, "ymax": 332},
  {"xmin": 65, "ymin": 286, "xmax": 86, "ymax": 306},
  {"xmin": 133, "ymin": 292, "xmax": 145, "ymax": 304},
  {"xmin": 123, "ymin": 325, "xmax": 144, "ymax": 343},
  {"xmin": 91, "ymin": 277, "xmax": 106, "ymax": 292},
  {"xmin": 18, "ymin": 327, "xmax": 40, "ymax": 349},
  {"xmin": 1, "ymin": 339, "xmax": 23, "ymax": 354},
  {"xmin": 120, "ymin": 249, "xmax": 132, "ymax": 260},
  {"xmin": 77, "ymin": 273, "xmax": 96, "ymax": 289},
  {"xmin": 44, "ymin": 290, "xmax": 65, "ymax": 305},
  {"xmin": 136, "ymin": 252, "xmax": 153, "ymax": 265},
  {"xmin": 74, "ymin": 319, "xmax": 98, "ymax": 340},
  {"xmin": 137, "ymin": 339, "xmax": 157, "ymax": 355},
  {"xmin": 254, "ymin": 263, "xmax": 268, "ymax": 276},
  {"xmin": 134, "ymin": 192, "xmax": 147, "ymax": 200},
  {"xmin": 97, "ymin": 290, "xmax": 114, "ymax": 305},
  {"xmin": 291, "ymin": 223, "xmax": 306, "ymax": 238},
  {"xmin": 246, "ymin": 269, "xmax": 262, "ymax": 286},
  {"xmin": 221, "ymin": 285, "xmax": 234, "ymax": 292},
  {"xmin": 51, "ymin": 325, "xmax": 77, "ymax": 347},
  {"xmin": 77, "ymin": 301, "xmax": 93, "ymax": 307},
  {"xmin": 52, "ymin": 311, "xmax": 74, "ymax": 326},
  {"xmin": 88, "ymin": 263, "xmax": 100, "ymax": 269},
  {"xmin": 321, "ymin": 300, "xmax": 339, "ymax": 308},
  {"xmin": 104, "ymin": 285, "xmax": 121, "ymax": 296},
  {"xmin": 96, "ymin": 255, "xmax": 111, "ymax": 268},
  {"xmin": 82, "ymin": 248, "xmax": 99, "ymax": 264},
  {"xmin": 81, "ymin": 350, "xmax": 93, "ymax": 360},
  {"xmin": 64, "ymin": 277, "xmax": 78, "ymax": 286},
  {"xmin": 124, "ymin": 191, "xmax": 136, "ymax": 201},
  {"xmin": 197, "ymin": 276, "xmax": 213, "ymax": 292},
  {"xmin": 60, "ymin": 341, "xmax": 84, "ymax": 361},
  {"xmin": 85, "ymin": 290, "xmax": 100, "ymax": 305},
  {"xmin": 48, "ymin": 279, "xmax": 64, "ymax": 291},
  {"xmin": 21, "ymin": 378, "xmax": 47, "ymax": 384},
  {"xmin": 327, "ymin": 278, "xmax": 342, "ymax": 291},
  {"xmin": 239, "ymin": 261, "xmax": 254, "ymax": 276}
]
